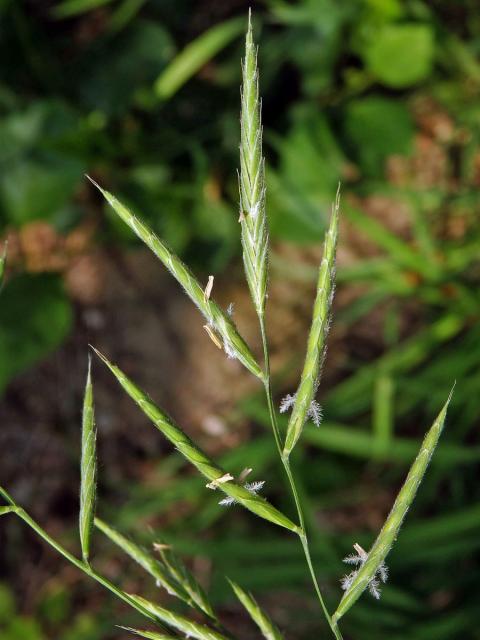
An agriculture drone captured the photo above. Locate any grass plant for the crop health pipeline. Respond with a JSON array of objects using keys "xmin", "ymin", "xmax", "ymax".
[{"xmin": 0, "ymin": 13, "xmax": 455, "ymax": 640}]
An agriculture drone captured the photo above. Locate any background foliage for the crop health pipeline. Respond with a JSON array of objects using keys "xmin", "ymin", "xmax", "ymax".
[{"xmin": 1, "ymin": 1, "xmax": 480, "ymax": 639}]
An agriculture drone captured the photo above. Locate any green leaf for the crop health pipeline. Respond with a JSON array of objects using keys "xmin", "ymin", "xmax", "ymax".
[
  {"xmin": 155, "ymin": 17, "xmax": 245, "ymax": 100},
  {"xmin": 343, "ymin": 97, "xmax": 414, "ymax": 176},
  {"xmin": 362, "ymin": 24, "xmax": 435, "ymax": 88},
  {"xmin": 0, "ymin": 275, "xmax": 73, "ymax": 393}
]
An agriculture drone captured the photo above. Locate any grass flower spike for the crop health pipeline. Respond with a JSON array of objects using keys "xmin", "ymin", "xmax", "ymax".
[
  {"xmin": 283, "ymin": 187, "xmax": 340, "ymax": 457},
  {"xmin": 0, "ymin": 13, "xmax": 460, "ymax": 640},
  {"xmin": 333, "ymin": 386, "xmax": 454, "ymax": 622},
  {"xmin": 229, "ymin": 579, "xmax": 283, "ymax": 640},
  {"xmin": 340, "ymin": 543, "xmax": 388, "ymax": 600},
  {"xmin": 79, "ymin": 355, "xmax": 97, "ymax": 563},
  {"xmin": 239, "ymin": 11, "xmax": 268, "ymax": 318},
  {"xmin": 87, "ymin": 177, "xmax": 263, "ymax": 381},
  {"xmin": 92, "ymin": 347, "xmax": 300, "ymax": 534}
]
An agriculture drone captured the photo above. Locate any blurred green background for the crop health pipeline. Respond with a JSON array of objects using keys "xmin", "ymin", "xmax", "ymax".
[{"xmin": 1, "ymin": 0, "xmax": 480, "ymax": 638}]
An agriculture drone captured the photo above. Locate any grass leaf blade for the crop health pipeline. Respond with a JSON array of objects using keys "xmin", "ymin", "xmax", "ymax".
[
  {"xmin": 333, "ymin": 386, "xmax": 455, "ymax": 622},
  {"xmin": 155, "ymin": 17, "xmax": 244, "ymax": 100},
  {"xmin": 79, "ymin": 355, "xmax": 97, "ymax": 563},
  {"xmin": 283, "ymin": 188, "xmax": 340, "ymax": 457},
  {"xmin": 92, "ymin": 348, "xmax": 300, "ymax": 534},
  {"xmin": 228, "ymin": 579, "xmax": 283, "ymax": 640}
]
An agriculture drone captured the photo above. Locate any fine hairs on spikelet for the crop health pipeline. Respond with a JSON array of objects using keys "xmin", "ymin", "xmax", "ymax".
[
  {"xmin": 238, "ymin": 11, "xmax": 269, "ymax": 318},
  {"xmin": 0, "ymin": 13, "xmax": 456, "ymax": 640},
  {"xmin": 282, "ymin": 186, "xmax": 340, "ymax": 457},
  {"xmin": 79, "ymin": 355, "xmax": 97, "ymax": 564}
]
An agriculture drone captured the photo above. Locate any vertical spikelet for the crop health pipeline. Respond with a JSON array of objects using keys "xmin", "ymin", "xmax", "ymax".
[
  {"xmin": 121, "ymin": 629, "xmax": 178, "ymax": 640},
  {"xmin": 127, "ymin": 595, "xmax": 229, "ymax": 640},
  {"xmin": 94, "ymin": 518, "xmax": 190, "ymax": 604},
  {"xmin": 229, "ymin": 579, "xmax": 283, "ymax": 640},
  {"xmin": 79, "ymin": 355, "xmax": 97, "ymax": 563},
  {"xmin": 239, "ymin": 11, "xmax": 268, "ymax": 318},
  {"xmin": 92, "ymin": 347, "xmax": 300, "ymax": 534},
  {"xmin": 283, "ymin": 187, "xmax": 340, "ymax": 457},
  {"xmin": 333, "ymin": 386, "xmax": 454, "ymax": 622},
  {"xmin": 154, "ymin": 539, "xmax": 215, "ymax": 619},
  {"xmin": 87, "ymin": 177, "xmax": 263, "ymax": 381}
]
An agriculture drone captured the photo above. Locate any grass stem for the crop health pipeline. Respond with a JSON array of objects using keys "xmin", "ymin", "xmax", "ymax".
[{"xmin": 258, "ymin": 317, "xmax": 343, "ymax": 639}]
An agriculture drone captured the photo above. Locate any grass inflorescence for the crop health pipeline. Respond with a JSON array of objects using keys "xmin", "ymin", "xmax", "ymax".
[{"xmin": 0, "ymin": 13, "xmax": 455, "ymax": 640}]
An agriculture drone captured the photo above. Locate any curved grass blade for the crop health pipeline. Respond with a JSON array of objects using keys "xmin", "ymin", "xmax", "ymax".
[
  {"xmin": 52, "ymin": 0, "xmax": 114, "ymax": 19},
  {"xmin": 153, "ymin": 538, "xmax": 215, "ymax": 619},
  {"xmin": 333, "ymin": 386, "xmax": 455, "ymax": 623},
  {"xmin": 283, "ymin": 187, "xmax": 340, "ymax": 457},
  {"xmin": 239, "ymin": 11, "xmax": 268, "ymax": 318},
  {"xmin": 79, "ymin": 355, "xmax": 97, "ymax": 563},
  {"xmin": 92, "ymin": 348, "xmax": 300, "ymax": 534},
  {"xmin": 128, "ymin": 595, "xmax": 229, "ymax": 640},
  {"xmin": 87, "ymin": 177, "xmax": 263, "ymax": 381},
  {"xmin": 120, "ymin": 628, "xmax": 179, "ymax": 640},
  {"xmin": 155, "ymin": 17, "xmax": 245, "ymax": 100},
  {"xmin": 94, "ymin": 518, "xmax": 192, "ymax": 605},
  {"xmin": 228, "ymin": 579, "xmax": 283, "ymax": 640}
]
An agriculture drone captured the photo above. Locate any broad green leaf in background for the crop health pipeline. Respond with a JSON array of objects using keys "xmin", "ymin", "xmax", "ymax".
[
  {"xmin": 0, "ymin": 102, "xmax": 84, "ymax": 224},
  {"xmin": 78, "ymin": 21, "xmax": 173, "ymax": 115},
  {"xmin": 0, "ymin": 275, "xmax": 72, "ymax": 392},
  {"xmin": 343, "ymin": 97, "xmax": 414, "ymax": 176},
  {"xmin": 361, "ymin": 24, "xmax": 435, "ymax": 88},
  {"xmin": 268, "ymin": 106, "xmax": 345, "ymax": 242}
]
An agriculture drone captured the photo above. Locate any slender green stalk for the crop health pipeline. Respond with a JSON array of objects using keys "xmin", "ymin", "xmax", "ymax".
[
  {"xmin": 259, "ymin": 317, "xmax": 342, "ymax": 639},
  {"xmin": 0, "ymin": 496, "xmax": 164, "ymax": 627}
]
